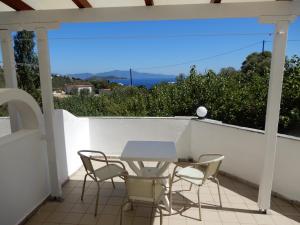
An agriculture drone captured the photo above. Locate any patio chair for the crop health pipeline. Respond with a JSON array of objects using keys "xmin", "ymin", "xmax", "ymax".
[
  {"xmin": 78, "ymin": 150, "xmax": 128, "ymax": 216},
  {"xmin": 120, "ymin": 175, "xmax": 171, "ymax": 225},
  {"xmin": 170, "ymin": 154, "xmax": 224, "ymax": 220}
]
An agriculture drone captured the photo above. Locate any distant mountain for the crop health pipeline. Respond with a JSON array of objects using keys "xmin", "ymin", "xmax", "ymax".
[{"xmin": 69, "ymin": 70, "xmax": 176, "ymax": 80}]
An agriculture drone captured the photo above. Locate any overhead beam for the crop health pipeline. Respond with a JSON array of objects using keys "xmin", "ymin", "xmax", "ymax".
[
  {"xmin": 72, "ymin": 0, "xmax": 92, "ymax": 8},
  {"xmin": 0, "ymin": 0, "xmax": 34, "ymax": 11},
  {"xmin": 145, "ymin": 0, "xmax": 154, "ymax": 6},
  {"xmin": 0, "ymin": 1, "xmax": 298, "ymax": 26}
]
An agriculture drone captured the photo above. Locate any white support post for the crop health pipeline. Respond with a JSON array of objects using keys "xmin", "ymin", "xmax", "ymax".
[
  {"xmin": 36, "ymin": 27, "xmax": 62, "ymax": 198},
  {"xmin": 258, "ymin": 17, "xmax": 294, "ymax": 211},
  {"xmin": 0, "ymin": 30, "xmax": 21, "ymax": 132}
]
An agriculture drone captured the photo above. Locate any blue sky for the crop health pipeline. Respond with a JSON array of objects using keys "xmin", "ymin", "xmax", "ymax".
[{"xmin": 1, "ymin": 17, "xmax": 300, "ymax": 76}]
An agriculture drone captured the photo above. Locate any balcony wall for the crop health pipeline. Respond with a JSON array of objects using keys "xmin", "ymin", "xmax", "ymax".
[
  {"xmin": 88, "ymin": 116, "xmax": 191, "ymax": 157},
  {"xmin": 0, "ymin": 130, "xmax": 50, "ymax": 225},
  {"xmin": 191, "ymin": 120, "xmax": 300, "ymax": 202},
  {"xmin": 0, "ymin": 108, "xmax": 299, "ymax": 225},
  {"xmin": 54, "ymin": 110, "xmax": 90, "ymax": 184},
  {"xmin": 0, "ymin": 117, "xmax": 11, "ymax": 138},
  {"xmin": 53, "ymin": 110, "xmax": 300, "ymax": 203}
]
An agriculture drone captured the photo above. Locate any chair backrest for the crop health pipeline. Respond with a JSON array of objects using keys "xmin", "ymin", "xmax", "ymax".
[
  {"xmin": 78, "ymin": 150, "xmax": 95, "ymax": 174},
  {"xmin": 125, "ymin": 176, "xmax": 168, "ymax": 204},
  {"xmin": 198, "ymin": 154, "xmax": 224, "ymax": 183}
]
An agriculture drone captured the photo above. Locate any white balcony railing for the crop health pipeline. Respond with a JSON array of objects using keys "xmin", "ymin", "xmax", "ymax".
[{"xmin": 0, "ymin": 109, "xmax": 300, "ymax": 225}]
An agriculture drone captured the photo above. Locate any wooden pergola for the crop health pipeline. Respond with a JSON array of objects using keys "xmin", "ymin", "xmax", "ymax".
[{"xmin": 0, "ymin": 0, "xmax": 299, "ymax": 212}]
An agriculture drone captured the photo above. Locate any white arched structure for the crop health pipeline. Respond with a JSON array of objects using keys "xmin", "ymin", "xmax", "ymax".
[
  {"xmin": 0, "ymin": 88, "xmax": 50, "ymax": 225},
  {"xmin": 0, "ymin": 88, "xmax": 44, "ymax": 133}
]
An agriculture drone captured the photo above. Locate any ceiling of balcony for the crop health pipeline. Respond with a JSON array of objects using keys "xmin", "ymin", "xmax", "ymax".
[{"xmin": 0, "ymin": 0, "xmax": 287, "ymax": 12}]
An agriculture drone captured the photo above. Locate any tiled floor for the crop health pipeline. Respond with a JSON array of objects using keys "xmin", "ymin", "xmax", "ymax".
[{"xmin": 25, "ymin": 162, "xmax": 300, "ymax": 225}]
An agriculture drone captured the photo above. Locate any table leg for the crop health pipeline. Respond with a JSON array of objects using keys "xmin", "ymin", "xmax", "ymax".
[
  {"xmin": 138, "ymin": 161, "xmax": 145, "ymax": 169},
  {"xmin": 156, "ymin": 162, "xmax": 170, "ymax": 175},
  {"xmin": 126, "ymin": 161, "xmax": 142, "ymax": 176}
]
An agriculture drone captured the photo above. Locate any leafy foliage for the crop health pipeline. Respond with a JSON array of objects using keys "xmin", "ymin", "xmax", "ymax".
[
  {"xmin": 54, "ymin": 52, "xmax": 300, "ymax": 132},
  {"xmin": 14, "ymin": 30, "xmax": 42, "ymax": 105},
  {"xmin": 0, "ymin": 67, "xmax": 8, "ymax": 116}
]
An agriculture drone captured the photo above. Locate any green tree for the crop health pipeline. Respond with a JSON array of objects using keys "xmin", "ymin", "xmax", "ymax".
[
  {"xmin": 0, "ymin": 67, "xmax": 8, "ymax": 116},
  {"xmin": 0, "ymin": 66, "xmax": 5, "ymax": 88},
  {"xmin": 14, "ymin": 30, "xmax": 41, "ymax": 104},
  {"xmin": 241, "ymin": 51, "xmax": 271, "ymax": 76}
]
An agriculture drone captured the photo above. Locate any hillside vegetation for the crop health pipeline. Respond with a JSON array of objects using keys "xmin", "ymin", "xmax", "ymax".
[
  {"xmin": 1, "ymin": 30, "xmax": 300, "ymax": 134},
  {"xmin": 55, "ymin": 53, "xmax": 300, "ymax": 132}
]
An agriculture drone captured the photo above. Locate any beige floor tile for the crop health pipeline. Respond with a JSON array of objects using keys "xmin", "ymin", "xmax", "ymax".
[
  {"xmin": 46, "ymin": 212, "xmax": 67, "ymax": 223},
  {"xmin": 219, "ymin": 211, "xmax": 239, "ymax": 223},
  {"xmin": 79, "ymin": 213, "xmax": 101, "ymax": 225},
  {"xmin": 70, "ymin": 203, "xmax": 90, "ymax": 213},
  {"xmin": 277, "ymin": 206, "xmax": 300, "ymax": 216},
  {"xmin": 42, "ymin": 223, "xmax": 57, "ymax": 225},
  {"xmin": 222, "ymin": 223, "xmax": 240, "ymax": 225},
  {"xmin": 132, "ymin": 216, "xmax": 151, "ymax": 225},
  {"xmin": 185, "ymin": 218, "xmax": 205, "ymax": 225},
  {"xmin": 64, "ymin": 194, "xmax": 81, "ymax": 203},
  {"xmin": 39, "ymin": 202, "xmax": 60, "ymax": 213},
  {"xmin": 28, "ymin": 212, "xmax": 51, "ymax": 223},
  {"xmin": 235, "ymin": 212, "xmax": 256, "ymax": 224},
  {"xmin": 169, "ymin": 216, "xmax": 187, "ymax": 225},
  {"xmin": 96, "ymin": 214, "xmax": 116, "ymax": 225},
  {"xmin": 271, "ymin": 214, "xmax": 294, "ymax": 225},
  {"xmin": 203, "ymin": 222, "xmax": 222, "ymax": 225},
  {"xmin": 62, "ymin": 212, "xmax": 84, "ymax": 224},
  {"xmin": 55, "ymin": 203, "xmax": 75, "ymax": 213},
  {"xmin": 106, "ymin": 197, "xmax": 124, "ymax": 206},
  {"xmin": 101, "ymin": 205, "xmax": 121, "ymax": 215},
  {"xmin": 201, "ymin": 210, "xmax": 221, "ymax": 222},
  {"xmin": 24, "ymin": 167, "xmax": 300, "ymax": 225},
  {"xmin": 120, "ymin": 215, "xmax": 134, "ymax": 225},
  {"xmin": 253, "ymin": 214, "xmax": 275, "ymax": 225}
]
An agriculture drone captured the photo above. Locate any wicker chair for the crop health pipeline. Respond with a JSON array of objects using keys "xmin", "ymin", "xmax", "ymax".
[
  {"xmin": 78, "ymin": 150, "xmax": 127, "ymax": 216},
  {"xmin": 120, "ymin": 175, "xmax": 171, "ymax": 225},
  {"xmin": 170, "ymin": 154, "xmax": 224, "ymax": 220}
]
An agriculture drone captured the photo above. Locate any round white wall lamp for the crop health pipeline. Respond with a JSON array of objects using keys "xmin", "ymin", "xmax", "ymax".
[{"xmin": 196, "ymin": 106, "xmax": 207, "ymax": 118}]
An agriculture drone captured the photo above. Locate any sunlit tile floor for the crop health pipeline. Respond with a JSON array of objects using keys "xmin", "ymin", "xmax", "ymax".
[{"xmin": 25, "ymin": 162, "xmax": 300, "ymax": 225}]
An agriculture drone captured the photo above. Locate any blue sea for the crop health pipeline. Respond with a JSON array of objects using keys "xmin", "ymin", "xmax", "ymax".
[{"xmin": 109, "ymin": 77, "xmax": 177, "ymax": 89}]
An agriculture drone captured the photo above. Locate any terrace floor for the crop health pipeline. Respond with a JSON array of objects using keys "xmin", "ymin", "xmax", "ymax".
[{"xmin": 25, "ymin": 162, "xmax": 300, "ymax": 225}]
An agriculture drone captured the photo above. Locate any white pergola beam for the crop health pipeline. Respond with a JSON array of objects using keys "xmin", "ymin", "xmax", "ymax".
[
  {"xmin": 0, "ymin": 30, "xmax": 21, "ymax": 132},
  {"xmin": 0, "ymin": 1, "xmax": 298, "ymax": 25},
  {"xmin": 258, "ymin": 16, "xmax": 293, "ymax": 211},
  {"xmin": 36, "ymin": 27, "xmax": 62, "ymax": 198}
]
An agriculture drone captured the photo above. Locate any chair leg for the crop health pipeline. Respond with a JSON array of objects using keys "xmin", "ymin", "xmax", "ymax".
[
  {"xmin": 215, "ymin": 177, "xmax": 222, "ymax": 208},
  {"xmin": 150, "ymin": 204, "xmax": 154, "ymax": 225},
  {"xmin": 94, "ymin": 182, "xmax": 100, "ymax": 216},
  {"xmin": 197, "ymin": 186, "xmax": 202, "ymax": 221},
  {"xmin": 120, "ymin": 201, "xmax": 126, "ymax": 225},
  {"xmin": 81, "ymin": 174, "xmax": 88, "ymax": 201},
  {"xmin": 159, "ymin": 207, "xmax": 163, "ymax": 225},
  {"xmin": 169, "ymin": 182, "xmax": 172, "ymax": 216},
  {"xmin": 111, "ymin": 178, "xmax": 116, "ymax": 189},
  {"xmin": 188, "ymin": 183, "xmax": 193, "ymax": 191}
]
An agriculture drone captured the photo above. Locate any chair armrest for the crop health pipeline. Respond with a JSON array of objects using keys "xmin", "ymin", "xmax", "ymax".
[
  {"xmin": 106, "ymin": 159, "xmax": 126, "ymax": 170},
  {"xmin": 174, "ymin": 161, "xmax": 207, "ymax": 168}
]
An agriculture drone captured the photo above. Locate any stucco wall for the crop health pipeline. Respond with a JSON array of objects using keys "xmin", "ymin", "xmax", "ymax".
[
  {"xmin": 0, "ymin": 117, "xmax": 11, "ymax": 138},
  {"xmin": 54, "ymin": 110, "xmax": 90, "ymax": 184},
  {"xmin": 190, "ymin": 119, "xmax": 300, "ymax": 202},
  {"xmin": 0, "ymin": 130, "xmax": 50, "ymax": 225},
  {"xmin": 88, "ymin": 117, "xmax": 191, "ymax": 158}
]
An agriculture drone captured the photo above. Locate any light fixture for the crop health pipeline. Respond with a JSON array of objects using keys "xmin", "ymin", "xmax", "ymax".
[{"xmin": 196, "ymin": 106, "xmax": 207, "ymax": 118}]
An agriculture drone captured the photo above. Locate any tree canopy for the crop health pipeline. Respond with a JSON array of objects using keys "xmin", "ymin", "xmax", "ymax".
[
  {"xmin": 14, "ymin": 30, "xmax": 41, "ymax": 104},
  {"xmin": 55, "ymin": 52, "xmax": 300, "ymax": 133}
]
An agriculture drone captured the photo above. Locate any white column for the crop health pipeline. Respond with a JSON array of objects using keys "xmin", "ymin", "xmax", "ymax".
[
  {"xmin": 36, "ymin": 27, "xmax": 62, "ymax": 198},
  {"xmin": 0, "ymin": 30, "xmax": 21, "ymax": 132},
  {"xmin": 258, "ymin": 19, "xmax": 291, "ymax": 211}
]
